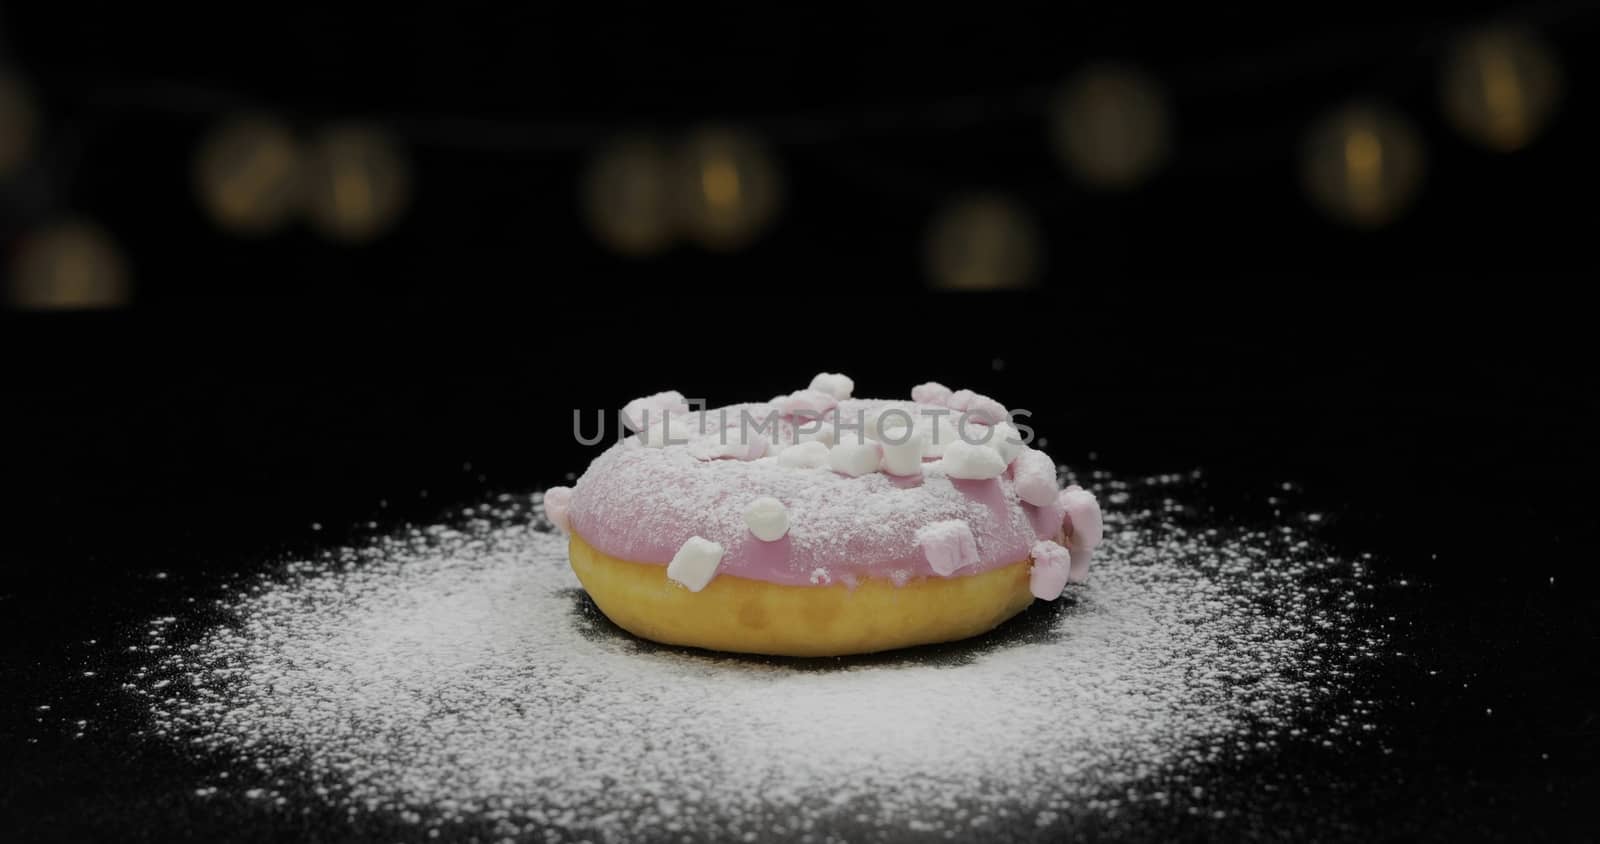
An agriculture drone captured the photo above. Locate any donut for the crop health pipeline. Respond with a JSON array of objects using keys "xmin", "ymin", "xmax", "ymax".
[{"xmin": 546, "ymin": 375, "xmax": 1103, "ymax": 657}]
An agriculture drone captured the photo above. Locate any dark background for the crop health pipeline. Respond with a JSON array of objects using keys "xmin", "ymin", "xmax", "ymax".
[
  {"xmin": 3, "ymin": 2, "xmax": 1598, "ymax": 841},
  {"xmin": 2, "ymin": 3, "xmax": 1599, "ymax": 295}
]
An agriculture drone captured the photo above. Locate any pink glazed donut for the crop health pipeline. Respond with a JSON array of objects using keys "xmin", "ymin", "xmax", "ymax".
[{"xmin": 545, "ymin": 374, "xmax": 1103, "ymax": 657}]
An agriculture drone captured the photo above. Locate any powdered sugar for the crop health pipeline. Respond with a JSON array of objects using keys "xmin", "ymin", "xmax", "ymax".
[{"xmin": 134, "ymin": 472, "xmax": 1377, "ymax": 841}]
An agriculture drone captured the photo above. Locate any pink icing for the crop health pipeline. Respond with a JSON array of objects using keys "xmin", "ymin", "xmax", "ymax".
[{"xmin": 566, "ymin": 397, "xmax": 1091, "ymax": 588}]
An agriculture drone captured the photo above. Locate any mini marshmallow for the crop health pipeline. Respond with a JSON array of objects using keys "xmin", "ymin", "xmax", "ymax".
[
  {"xmin": 1061, "ymin": 485, "xmax": 1103, "ymax": 549},
  {"xmin": 1029, "ymin": 540, "xmax": 1073, "ymax": 600},
  {"xmin": 827, "ymin": 440, "xmax": 882, "ymax": 477},
  {"xmin": 775, "ymin": 389, "xmax": 839, "ymax": 419},
  {"xmin": 777, "ymin": 440, "xmax": 830, "ymax": 469},
  {"xmin": 542, "ymin": 486, "xmax": 573, "ymax": 534},
  {"xmin": 916, "ymin": 519, "xmax": 979, "ymax": 576},
  {"xmin": 666, "ymin": 536, "xmax": 725, "ymax": 592},
  {"xmin": 946, "ymin": 389, "xmax": 976, "ymax": 411},
  {"xmin": 965, "ymin": 394, "xmax": 1008, "ymax": 426},
  {"xmin": 1029, "ymin": 492, "xmax": 1069, "ymax": 541},
  {"xmin": 919, "ymin": 413, "xmax": 959, "ymax": 458},
  {"xmin": 1012, "ymin": 449, "xmax": 1059, "ymax": 506},
  {"xmin": 940, "ymin": 439, "xmax": 1008, "ymax": 480},
  {"xmin": 807, "ymin": 372, "xmax": 855, "ymax": 400},
  {"xmin": 688, "ymin": 428, "xmax": 769, "ymax": 461},
  {"xmin": 621, "ymin": 391, "xmax": 690, "ymax": 432},
  {"xmin": 863, "ymin": 406, "xmax": 917, "ymax": 441},
  {"xmin": 911, "ymin": 381, "xmax": 953, "ymax": 406},
  {"xmin": 1061, "ymin": 486, "xmax": 1102, "ymax": 583},
  {"xmin": 744, "ymin": 496, "xmax": 790, "ymax": 541},
  {"xmin": 794, "ymin": 424, "xmax": 836, "ymax": 447},
  {"xmin": 636, "ymin": 417, "xmax": 689, "ymax": 449},
  {"xmin": 879, "ymin": 425, "xmax": 928, "ymax": 476},
  {"xmin": 989, "ymin": 421, "xmax": 1026, "ymax": 464}
]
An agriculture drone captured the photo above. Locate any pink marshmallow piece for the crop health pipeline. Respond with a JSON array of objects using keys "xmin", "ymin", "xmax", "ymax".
[
  {"xmin": 946, "ymin": 389, "xmax": 976, "ymax": 411},
  {"xmin": 912, "ymin": 381, "xmax": 953, "ymax": 405},
  {"xmin": 543, "ymin": 486, "xmax": 574, "ymax": 534},
  {"xmin": 1061, "ymin": 485, "xmax": 1103, "ymax": 549},
  {"xmin": 1065, "ymin": 542, "xmax": 1093, "ymax": 583},
  {"xmin": 1027, "ymin": 493, "xmax": 1069, "ymax": 541},
  {"xmin": 775, "ymin": 389, "xmax": 839, "ymax": 419},
  {"xmin": 915, "ymin": 519, "xmax": 980, "ymax": 576},
  {"xmin": 1029, "ymin": 540, "xmax": 1072, "ymax": 600},
  {"xmin": 621, "ymin": 390, "xmax": 690, "ymax": 432},
  {"xmin": 965, "ymin": 394, "xmax": 1008, "ymax": 426},
  {"xmin": 1012, "ymin": 449, "xmax": 1059, "ymax": 506}
]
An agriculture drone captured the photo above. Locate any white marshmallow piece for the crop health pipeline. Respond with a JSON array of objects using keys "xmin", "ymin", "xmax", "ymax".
[
  {"xmin": 989, "ymin": 421, "xmax": 1026, "ymax": 464},
  {"xmin": 911, "ymin": 381, "xmax": 953, "ymax": 406},
  {"xmin": 879, "ymin": 424, "xmax": 928, "ymax": 476},
  {"xmin": 794, "ymin": 424, "xmax": 836, "ymax": 448},
  {"xmin": 940, "ymin": 439, "xmax": 1008, "ymax": 480},
  {"xmin": 1012, "ymin": 448, "xmax": 1060, "ymax": 506},
  {"xmin": 776, "ymin": 389, "xmax": 839, "ymax": 419},
  {"xmin": 964, "ymin": 394, "xmax": 1008, "ymax": 425},
  {"xmin": 744, "ymin": 496, "xmax": 790, "ymax": 542},
  {"xmin": 688, "ymin": 427, "xmax": 769, "ymax": 461},
  {"xmin": 666, "ymin": 536, "xmax": 725, "ymax": 592},
  {"xmin": 827, "ymin": 440, "xmax": 882, "ymax": 477},
  {"xmin": 621, "ymin": 390, "xmax": 690, "ymax": 432},
  {"xmin": 778, "ymin": 440, "xmax": 830, "ymax": 469},
  {"xmin": 807, "ymin": 372, "xmax": 855, "ymax": 400},
  {"xmin": 918, "ymin": 413, "xmax": 959, "ymax": 458},
  {"xmin": 636, "ymin": 417, "xmax": 689, "ymax": 449},
  {"xmin": 542, "ymin": 486, "xmax": 573, "ymax": 534},
  {"xmin": 916, "ymin": 519, "xmax": 980, "ymax": 576}
]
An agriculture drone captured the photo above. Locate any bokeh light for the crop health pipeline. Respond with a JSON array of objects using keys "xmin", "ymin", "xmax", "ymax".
[
  {"xmin": 1301, "ymin": 104, "xmax": 1425, "ymax": 228},
  {"xmin": 1441, "ymin": 27, "xmax": 1562, "ymax": 152},
  {"xmin": 0, "ymin": 73, "xmax": 39, "ymax": 181},
  {"xmin": 582, "ymin": 136, "xmax": 676, "ymax": 256},
  {"xmin": 1050, "ymin": 64, "xmax": 1172, "ymax": 190},
  {"xmin": 674, "ymin": 126, "xmax": 782, "ymax": 250},
  {"xmin": 6, "ymin": 221, "xmax": 131, "ymax": 310},
  {"xmin": 923, "ymin": 195, "xmax": 1042, "ymax": 290},
  {"xmin": 194, "ymin": 115, "xmax": 304, "ymax": 235},
  {"xmin": 302, "ymin": 125, "xmax": 411, "ymax": 242}
]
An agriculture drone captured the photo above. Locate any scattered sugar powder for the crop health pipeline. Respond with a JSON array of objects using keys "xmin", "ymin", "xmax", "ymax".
[{"xmin": 134, "ymin": 472, "xmax": 1381, "ymax": 841}]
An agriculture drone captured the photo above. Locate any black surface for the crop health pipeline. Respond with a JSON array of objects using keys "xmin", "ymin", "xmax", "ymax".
[{"xmin": 1, "ymin": 296, "xmax": 1595, "ymax": 841}]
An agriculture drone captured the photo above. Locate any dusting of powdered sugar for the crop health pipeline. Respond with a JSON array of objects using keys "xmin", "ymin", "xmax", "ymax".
[{"xmin": 132, "ymin": 472, "xmax": 1380, "ymax": 842}]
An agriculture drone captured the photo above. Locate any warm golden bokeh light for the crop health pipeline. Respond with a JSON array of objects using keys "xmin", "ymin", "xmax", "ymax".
[
  {"xmin": 0, "ymin": 74, "xmax": 39, "ymax": 181},
  {"xmin": 1442, "ymin": 27, "xmax": 1562, "ymax": 152},
  {"xmin": 6, "ymin": 222, "xmax": 131, "ymax": 310},
  {"xmin": 1302, "ymin": 104, "xmax": 1425, "ymax": 228},
  {"xmin": 302, "ymin": 125, "xmax": 411, "ymax": 242},
  {"xmin": 194, "ymin": 115, "xmax": 304, "ymax": 235},
  {"xmin": 1050, "ymin": 64, "xmax": 1172, "ymax": 190},
  {"xmin": 674, "ymin": 127, "xmax": 782, "ymax": 250},
  {"xmin": 924, "ymin": 195, "xmax": 1042, "ymax": 290},
  {"xmin": 581, "ymin": 136, "xmax": 676, "ymax": 256}
]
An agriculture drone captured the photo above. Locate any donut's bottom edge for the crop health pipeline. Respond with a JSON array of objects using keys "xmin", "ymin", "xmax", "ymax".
[{"xmin": 567, "ymin": 531, "xmax": 1036, "ymax": 658}]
